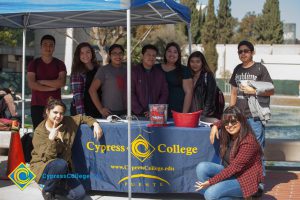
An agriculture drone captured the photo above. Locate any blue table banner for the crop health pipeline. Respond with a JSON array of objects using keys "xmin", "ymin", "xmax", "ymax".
[{"xmin": 72, "ymin": 121, "xmax": 220, "ymax": 193}]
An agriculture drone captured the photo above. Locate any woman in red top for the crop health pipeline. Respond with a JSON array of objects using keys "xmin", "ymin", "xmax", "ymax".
[{"xmin": 195, "ymin": 106, "xmax": 263, "ymax": 199}]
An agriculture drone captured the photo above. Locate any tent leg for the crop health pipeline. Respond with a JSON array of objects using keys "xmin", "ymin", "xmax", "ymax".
[
  {"xmin": 126, "ymin": 8, "xmax": 132, "ymax": 200},
  {"xmin": 188, "ymin": 24, "xmax": 192, "ymax": 54},
  {"xmin": 21, "ymin": 29, "xmax": 27, "ymax": 132}
]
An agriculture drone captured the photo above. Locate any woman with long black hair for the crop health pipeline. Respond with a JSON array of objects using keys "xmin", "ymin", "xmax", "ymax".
[
  {"xmin": 195, "ymin": 106, "xmax": 263, "ymax": 199},
  {"xmin": 156, "ymin": 42, "xmax": 193, "ymax": 116},
  {"xmin": 187, "ymin": 51, "xmax": 218, "ymax": 120}
]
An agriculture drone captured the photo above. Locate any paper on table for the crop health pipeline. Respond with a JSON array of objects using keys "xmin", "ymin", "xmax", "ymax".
[
  {"xmin": 96, "ymin": 119, "xmax": 128, "ymax": 123},
  {"xmin": 199, "ymin": 121, "xmax": 212, "ymax": 127}
]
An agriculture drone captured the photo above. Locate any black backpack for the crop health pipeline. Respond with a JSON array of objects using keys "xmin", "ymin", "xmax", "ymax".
[
  {"xmin": 21, "ymin": 132, "xmax": 34, "ymax": 163},
  {"xmin": 205, "ymin": 73, "xmax": 225, "ymax": 119},
  {"xmin": 0, "ymin": 95, "xmax": 8, "ymax": 118}
]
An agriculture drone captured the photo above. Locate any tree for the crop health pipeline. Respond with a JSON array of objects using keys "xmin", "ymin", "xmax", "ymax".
[
  {"xmin": 253, "ymin": 0, "xmax": 283, "ymax": 44},
  {"xmin": 178, "ymin": 0, "xmax": 204, "ymax": 44},
  {"xmin": 131, "ymin": 25, "xmax": 158, "ymax": 64},
  {"xmin": 232, "ymin": 12, "xmax": 257, "ymax": 43},
  {"xmin": 217, "ymin": 0, "xmax": 235, "ymax": 44},
  {"xmin": 0, "ymin": 28, "xmax": 22, "ymax": 46},
  {"xmin": 191, "ymin": 1, "xmax": 205, "ymax": 44},
  {"xmin": 144, "ymin": 24, "xmax": 187, "ymax": 58},
  {"xmin": 72, "ymin": 25, "xmax": 168, "ymax": 65},
  {"xmin": 201, "ymin": 0, "xmax": 218, "ymax": 73},
  {"xmin": 90, "ymin": 27, "xmax": 126, "ymax": 65}
]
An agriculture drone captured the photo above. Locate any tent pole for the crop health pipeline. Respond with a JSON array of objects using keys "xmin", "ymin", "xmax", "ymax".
[
  {"xmin": 188, "ymin": 24, "xmax": 192, "ymax": 54},
  {"xmin": 126, "ymin": 8, "xmax": 132, "ymax": 200},
  {"xmin": 21, "ymin": 29, "xmax": 27, "ymax": 132}
]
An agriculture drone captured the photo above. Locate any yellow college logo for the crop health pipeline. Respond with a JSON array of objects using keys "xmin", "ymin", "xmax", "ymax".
[
  {"xmin": 8, "ymin": 162, "xmax": 36, "ymax": 191},
  {"xmin": 118, "ymin": 135, "xmax": 171, "ymax": 186},
  {"xmin": 131, "ymin": 134, "xmax": 155, "ymax": 162}
]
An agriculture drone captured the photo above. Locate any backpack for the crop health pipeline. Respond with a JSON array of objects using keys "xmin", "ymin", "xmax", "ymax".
[
  {"xmin": 205, "ymin": 73, "xmax": 225, "ymax": 119},
  {"xmin": 21, "ymin": 132, "xmax": 34, "ymax": 163},
  {"xmin": 0, "ymin": 95, "xmax": 8, "ymax": 118}
]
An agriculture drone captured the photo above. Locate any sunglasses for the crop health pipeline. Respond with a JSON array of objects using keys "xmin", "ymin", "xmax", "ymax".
[
  {"xmin": 223, "ymin": 118, "xmax": 239, "ymax": 127},
  {"xmin": 238, "ymin": 49, "xmax": 251, "ymax": 55}
]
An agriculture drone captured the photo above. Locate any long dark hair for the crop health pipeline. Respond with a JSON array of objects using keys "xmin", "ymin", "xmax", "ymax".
[
  {"xmin": 187, "ymin": 51, "xmax": 213, "ymax": 77},
  {"xmin": 219, "ymin": 106, "xmax": 261, "ymax": 159},
  {"xmin": 71, "ymin": 42, "xmax": 98, "ymax": 75},
  {"xmin": 163, "ymin": 42, "xmax": 183, "ymax": 82}
]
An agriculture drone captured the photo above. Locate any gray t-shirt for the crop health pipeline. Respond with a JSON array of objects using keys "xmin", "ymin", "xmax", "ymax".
[
  {"xmin": 229, "ymin": 62, "xmax": 273, "ymax": 118},
  {"xmin": 94, "ymin": 63, "xmax": 127, "ymax": 111}
]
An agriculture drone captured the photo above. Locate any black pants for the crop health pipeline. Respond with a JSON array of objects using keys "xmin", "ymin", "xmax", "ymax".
[
  {"xmin": 39, "ymin": 159, "xmax": 86, "ymax": 200},
  {"xmin": 31, "ymin": 105, "xmax": 45, "ymax": 129}
]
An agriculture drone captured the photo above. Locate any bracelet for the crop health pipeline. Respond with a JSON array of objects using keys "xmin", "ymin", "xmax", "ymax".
[{"xmin": 212, "ymin": 120, "xmax": 222, "ymax": 129}]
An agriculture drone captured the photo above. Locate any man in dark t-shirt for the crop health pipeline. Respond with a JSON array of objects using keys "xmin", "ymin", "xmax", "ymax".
[
  {"xmin": 229, "ymin": 40, "xmax": 273, "ymax": 149},
  {"xmin": 27, "ymin": 35, "xmax": 66, "ymax": 129}
]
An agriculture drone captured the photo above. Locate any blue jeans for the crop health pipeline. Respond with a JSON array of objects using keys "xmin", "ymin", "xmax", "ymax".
[
  {"xmin": 39, "ymin": 159, "xmax": 86, "ymax": 200},
  {"xmin": 247, "ymin": 118, "xmax": 265, "ymax": 177},
  {"xmin": 196, "ymin": 162, "xmax": 243, "ymax": 200},
  {"xmin": 247, "ymin": 118, "xmax": 265, "ymax": 148}
]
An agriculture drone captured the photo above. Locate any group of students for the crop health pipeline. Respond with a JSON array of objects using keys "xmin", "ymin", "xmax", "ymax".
[
  {"xmin": 25, "ymin": 34, "xmax": 274, "ymax": 200},
  {"xmin": 70, "ymin": 41, "xmax": 221, "ymax": 120},
  {"xmin": 26, "ymin": 34, "xmax": 222, "ymax": 125}
]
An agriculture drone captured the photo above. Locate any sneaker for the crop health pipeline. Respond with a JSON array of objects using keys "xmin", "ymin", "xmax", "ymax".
[
  {"xmin": 42, "ymin": 191, "xmax": 58, "ymax": 200},
  {"xmin": 258, "ymin": 182, "xmax": 264, "ymax": 191}
]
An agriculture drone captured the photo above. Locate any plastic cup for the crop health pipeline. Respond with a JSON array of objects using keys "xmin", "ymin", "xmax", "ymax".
[{"xmin": 149, "ymin": 104, "xmax": 168, "ymax": 126}]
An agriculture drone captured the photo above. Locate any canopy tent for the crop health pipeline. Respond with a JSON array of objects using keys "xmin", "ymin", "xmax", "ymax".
[
  {"xmin": 0, "ymin": 0, "xmax": 191, "ymax": 198},
  {"xmin": 0, "ymin": 0, "xmax": 191, "ymax": 125},
  {"xmin": 0, "ymin": 0, "xmax": 190, "ymax": 28}
]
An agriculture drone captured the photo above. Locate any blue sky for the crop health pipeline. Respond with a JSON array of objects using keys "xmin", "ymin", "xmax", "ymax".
[{"xmin": 199, "ymin": 0, "xmax": 300, "ymax": 39}]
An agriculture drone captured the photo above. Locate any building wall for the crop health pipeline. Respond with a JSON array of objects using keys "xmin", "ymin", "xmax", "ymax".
[
  {"xmin": 216, "ymin": 44, "xmax": 300, "ymax": 81},
  {"xmin": 0, "ymin": 46, "xmax": 34, "ymax": 73},
  {"xmin": 185, "ymin": 44, "xmax": 300, "ymax": 81}
]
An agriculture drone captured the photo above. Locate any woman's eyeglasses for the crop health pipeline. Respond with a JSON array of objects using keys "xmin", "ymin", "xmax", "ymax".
[
  {"xmin": 238, "ymin": 49, "xmax": 251, "ymax": 55},
  {"xmin": 111, "ymin": 52, "xmax": 124, "ymax": 56},
  {"xmin": 223, "ymin": 118, "xmax": 239, "ymax": 127}
]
